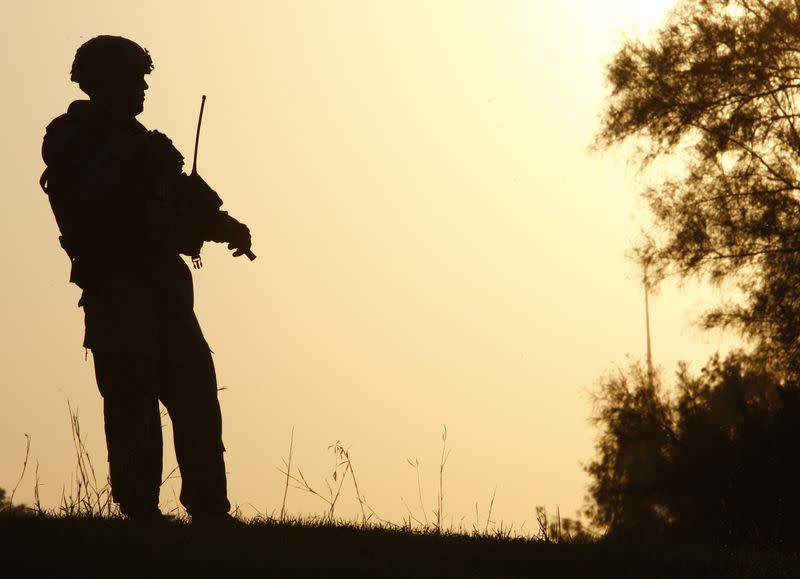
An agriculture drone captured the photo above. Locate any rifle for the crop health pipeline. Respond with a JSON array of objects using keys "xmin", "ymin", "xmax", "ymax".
[{"xmin": 190, "ymin": 95, "xmax": 256, "ymax": 266}]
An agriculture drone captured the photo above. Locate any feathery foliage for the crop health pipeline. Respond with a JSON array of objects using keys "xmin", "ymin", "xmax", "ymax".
[{"xmin": 598, "ymin": 0, "xmax": 800, "ymax": 377}]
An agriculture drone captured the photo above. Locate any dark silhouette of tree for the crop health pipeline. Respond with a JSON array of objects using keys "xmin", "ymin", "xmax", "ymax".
[
  {"xmin": 587, "ymin": 352, "xmax": 800, "ymax": 544},
  {"xmin": 586, "ymin": 362, "xmax": 674, "ymax": 542},
  {"xmin": 597, "ymin": 0, "xmax": 800, "ymax": 378}
]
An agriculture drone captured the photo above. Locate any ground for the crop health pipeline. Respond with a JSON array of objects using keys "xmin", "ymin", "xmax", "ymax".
[{"xmin": 2, "ymin": 514, "xmax": 799, "ymax": 578}]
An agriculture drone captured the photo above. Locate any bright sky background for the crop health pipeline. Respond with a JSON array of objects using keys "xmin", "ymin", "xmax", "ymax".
[{"xmin": 1, "ymin": 0, "xmax": 738, "ymax": 530}]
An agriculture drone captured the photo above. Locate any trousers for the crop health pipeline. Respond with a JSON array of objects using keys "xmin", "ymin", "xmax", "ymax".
[{"xmin": 84, "ymin": 262, "xmax": 230, "ymax": 517}]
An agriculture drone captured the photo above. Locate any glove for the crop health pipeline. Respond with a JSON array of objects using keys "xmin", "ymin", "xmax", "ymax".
[{"xmin": 225, "ymin": 219, "xmax": 252, "ymax": 257}]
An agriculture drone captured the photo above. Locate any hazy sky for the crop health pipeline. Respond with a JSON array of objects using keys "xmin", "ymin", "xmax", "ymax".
[{"xmin": 1, "ymin": 0, "xmax": 737, "ymax": 528}]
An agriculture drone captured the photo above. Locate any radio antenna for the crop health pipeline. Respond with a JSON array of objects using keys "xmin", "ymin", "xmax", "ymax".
[{"xmin": 191, "ymin": 95, "xmax": 206, "ymax": 176}]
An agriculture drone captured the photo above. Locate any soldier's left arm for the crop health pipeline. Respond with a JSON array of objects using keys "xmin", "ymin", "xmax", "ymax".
[{"xmin": 176, "ymin": 171, "xmax": 252, "ymax": 256}]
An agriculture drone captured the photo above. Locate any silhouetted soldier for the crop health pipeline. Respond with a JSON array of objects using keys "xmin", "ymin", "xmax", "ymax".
[{"xmin": 40, "ymin": 36, "xmax": 253, "ymax": 523}]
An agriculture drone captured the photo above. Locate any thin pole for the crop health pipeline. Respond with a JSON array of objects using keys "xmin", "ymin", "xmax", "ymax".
[{"xmin": 644, "ymin": 265, "xmax": 654, "ymax": 387}]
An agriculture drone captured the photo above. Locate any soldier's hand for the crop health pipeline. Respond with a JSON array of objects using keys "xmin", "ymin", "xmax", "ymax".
[{"xmin": 227, "ymin": 222, "xmax": 252, "ymax": 257}]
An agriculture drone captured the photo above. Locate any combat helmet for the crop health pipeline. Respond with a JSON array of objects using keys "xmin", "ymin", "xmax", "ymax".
[{"xmin": 70, "ymin": 35, "xmax": 153, "ymax": 89}]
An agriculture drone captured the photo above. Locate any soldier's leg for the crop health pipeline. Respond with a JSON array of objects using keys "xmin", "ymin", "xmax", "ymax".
[
  {"xmin": 158, "ymin": 311, "xmax": 230, "ymax": 517},
  {"xmin": 91, "ymin": 348, "xmax": 162, "ymax": 517}
]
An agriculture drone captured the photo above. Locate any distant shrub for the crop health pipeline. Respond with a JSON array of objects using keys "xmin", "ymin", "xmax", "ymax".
[{"xmin": 0, "ymin": 486, "xmax": 27, "ymax": 516}]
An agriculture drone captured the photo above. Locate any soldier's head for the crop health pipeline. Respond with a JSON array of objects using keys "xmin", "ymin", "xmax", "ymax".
[{"xmin": 71, "ymin": 35, "xmax": 153, "ymax": 118}]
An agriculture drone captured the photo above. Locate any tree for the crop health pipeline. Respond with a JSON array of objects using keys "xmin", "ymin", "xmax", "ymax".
[
  {"xmin": 666, "ymin": 352, "xmax": 788, "ymax": 543},
  {"xmin": 597, "ymin": 0, "xmax": 800, "ymax": 377},
  {"xmin": 587, "ymin": 352, "xmax": 800, "ymax": 544},
  {"xmin": 586, "ymin": 362, "xmax": 675, "ymax": 541}
]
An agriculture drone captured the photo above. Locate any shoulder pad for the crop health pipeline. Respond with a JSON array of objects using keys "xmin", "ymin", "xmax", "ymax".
[{"xmin": 148, "ymin": 129, "xmax": 185, "ymax": 169}]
